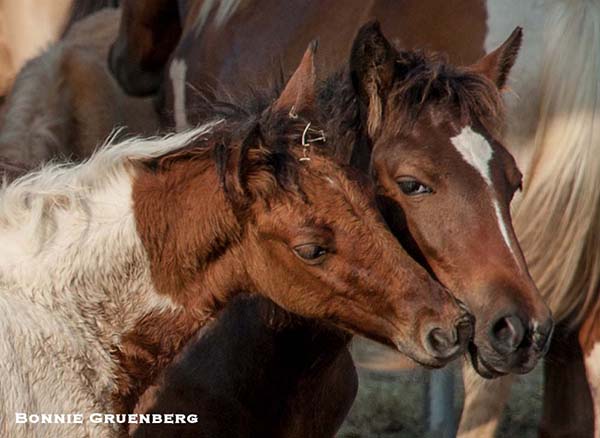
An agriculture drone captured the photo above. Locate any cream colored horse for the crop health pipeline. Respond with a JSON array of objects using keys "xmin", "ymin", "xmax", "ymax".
[
  {"xmin": 0, "ymin": 0, "xmax": 73, "ymax": 95},
  {"xmin": 0, "ymin": 8, "xmax": 158, "ymax": 168},
  {"xmin": 0, "ymin": 0, "xmax": 116, "ymax": 97}
]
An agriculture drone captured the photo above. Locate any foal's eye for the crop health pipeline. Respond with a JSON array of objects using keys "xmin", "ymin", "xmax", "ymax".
[
  {"xmin": 397, "ymin": 178, "xmax": 433, "ymax": 196},
  {"xmin": 293, "ymin": 244, "xmax": 328, "ymax": 263}
]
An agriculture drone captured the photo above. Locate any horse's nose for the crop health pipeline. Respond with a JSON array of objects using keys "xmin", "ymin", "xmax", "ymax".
[
  {"xmin": 532, "ymin": 317, "xmax": 554, "ymax": 355},
  {"xmin": 423, "ymin": 313, "xmax": 473, "ymax": 360},
  {"xmin": 489, "ymin": 314, "xmax": 526, "ymax": 355}
]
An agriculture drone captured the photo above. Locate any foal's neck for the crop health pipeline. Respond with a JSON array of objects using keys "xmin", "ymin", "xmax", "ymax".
[
  {"xmin": 115, "ymin": 158, "xmax": 253, "ymax": 412},
  {"xmin": 133, "ymin": 157, "xmax": 251, "ymax": 308}
]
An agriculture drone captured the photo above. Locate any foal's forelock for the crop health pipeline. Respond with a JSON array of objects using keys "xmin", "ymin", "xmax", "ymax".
[{"xmin": 387, "ymin": 51, "xmax": 505, "ymax": 134}]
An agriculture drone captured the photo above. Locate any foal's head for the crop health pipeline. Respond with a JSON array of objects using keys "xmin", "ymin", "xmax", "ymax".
[
  {"xmin": 348, "ymin": 23, "xmax": 552, "ymax": 376},
  {"xmin": 132, "ymin": 47, "xmax": 472, "ymax": 367}
]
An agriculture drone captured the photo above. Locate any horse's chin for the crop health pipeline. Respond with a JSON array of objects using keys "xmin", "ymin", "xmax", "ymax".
[{"xmin": 467, "ymin": 342, "xmax": 507, "ymax": 379}]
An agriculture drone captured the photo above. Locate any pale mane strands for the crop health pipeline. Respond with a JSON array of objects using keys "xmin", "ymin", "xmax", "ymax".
[
  {"xmin": 514, "ymin": 0, "xmax": 600, "ymax": 326},
  {"xmin": 0, "ymin": 121, "xmax": 222, "ymax": 240},
  {"xmin": 193, "ymin": 0, "xmax": 246, "ymax": 36}
]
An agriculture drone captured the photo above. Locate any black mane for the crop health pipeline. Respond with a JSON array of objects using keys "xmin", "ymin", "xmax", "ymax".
[{"xmin": 148, "ymin": 90, "xmax": 327, "ymax": 208}]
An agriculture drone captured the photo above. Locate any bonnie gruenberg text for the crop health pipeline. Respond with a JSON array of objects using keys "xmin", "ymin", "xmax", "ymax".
[{"xmin": 16, "ymin": 413, "xmax": 199, "ymax": 425}]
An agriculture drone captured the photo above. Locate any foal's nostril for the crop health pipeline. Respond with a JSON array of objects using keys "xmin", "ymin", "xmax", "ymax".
[
  {"xmin": 490, "ymin": 315, "xmax": 526, "ymax": 355},
  {"xmin": 424, "ymin": 326, "xmax": 461, "ymax": 360}
]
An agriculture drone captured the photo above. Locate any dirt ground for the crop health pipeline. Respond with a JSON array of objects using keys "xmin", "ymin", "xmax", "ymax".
[{"xmin": 338, "ymin": 339, "xmax": 543, "ymax": 438}]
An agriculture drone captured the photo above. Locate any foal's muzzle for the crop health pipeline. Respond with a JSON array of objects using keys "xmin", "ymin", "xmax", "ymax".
[{"xmin": 423, "ymin": 308, "xmax": 474, "ymax": 361}]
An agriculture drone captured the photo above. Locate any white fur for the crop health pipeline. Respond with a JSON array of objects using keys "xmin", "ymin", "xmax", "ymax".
[
  {"xmin": 170, "ymin": 58, "xmax": 190, "ymax": 132},
  {"xmin": 450, "ymin": 126, "xmax": 519, "ymax": 263},
  {"xmin": 450, "ymin": 126, "xmax": 493, "ymax": 184},
  {"xmin": 0, "ymin": 123, "xmax": 220, "ymax": 436}
]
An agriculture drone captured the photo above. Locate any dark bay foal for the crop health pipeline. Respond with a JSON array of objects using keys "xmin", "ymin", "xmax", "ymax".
[{"xmin": 132, "ymin": 295, "xmax": 355, "ymax": 438}]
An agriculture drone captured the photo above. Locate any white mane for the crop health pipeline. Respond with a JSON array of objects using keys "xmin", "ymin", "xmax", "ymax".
[{"xmin": 0, "ymin": 121, "xmax": 221, "ymax": 247}]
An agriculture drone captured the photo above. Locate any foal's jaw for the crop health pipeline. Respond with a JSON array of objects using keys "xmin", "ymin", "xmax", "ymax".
[{"xmin": 244, "ymin": 169, "xmax": 473, "ymax": 368}]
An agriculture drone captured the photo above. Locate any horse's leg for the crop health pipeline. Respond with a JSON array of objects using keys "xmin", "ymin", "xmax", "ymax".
[
  {"xmin": 456, "ymin": 361, "xmax": 514, "ymax": 438},
  {"xmin": 573, "ymin": 311, "xmax": 600, "ymax": 438},
  {"xmin": 109, "ymin": 0, "xmax": 182, "ymax": 96},
  {"xmin": 582, "ymin": 345, "xmax": 600, "ymax": 438},
  {"xmin": 538, "ymin": 326, "xmax": 593, "ymax": 438}
]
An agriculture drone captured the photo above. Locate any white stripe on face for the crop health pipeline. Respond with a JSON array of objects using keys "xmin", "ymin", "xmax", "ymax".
[{"xmin": 450, "ymin": 126, "xmax": 519, "ymax": 263}]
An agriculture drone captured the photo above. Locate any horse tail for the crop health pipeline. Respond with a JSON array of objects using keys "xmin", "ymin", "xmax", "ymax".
[
  {"xmin": 513, "ymin": 0, "xmax": 600, "ymax": 327},
  {"xmin": 61, "ymin": 0, "xmax": 120, "ymax": 36}
]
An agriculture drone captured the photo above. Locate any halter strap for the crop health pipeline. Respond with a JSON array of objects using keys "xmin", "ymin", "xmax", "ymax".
[{"xmin": 299, "ymin": 122, "xmax": 326, "ymax": 162}]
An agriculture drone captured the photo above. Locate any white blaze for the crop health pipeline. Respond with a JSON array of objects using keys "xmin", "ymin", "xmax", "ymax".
[
  {"xmin": 450, "ymin": 126, "xmax": 519, "ymax": 263},
  {"xmin": 170, "ymin": 58, "xmax": 190, "ymax": 132}
]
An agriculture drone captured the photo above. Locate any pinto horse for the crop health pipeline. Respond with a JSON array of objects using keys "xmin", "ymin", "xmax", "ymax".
[
  {"xmin": 0, "ymin": 57, "xmax": 472, "ymax": 437},
  {"xmin": 110, "ymin": 0, "xmax": 553, "ymax": 379}
]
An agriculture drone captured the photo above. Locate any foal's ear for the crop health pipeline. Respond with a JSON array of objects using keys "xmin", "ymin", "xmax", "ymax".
[
  {"xmin": 273, "ymin": 40, "xmax": 318, "ymax": 114},
  {"xmin": 469, "ymin": 26, "xmax": 522, "ymax": 90},
  {"xmin": 349, "ymin": 21, "xmax": 396, "ymax": 137}
]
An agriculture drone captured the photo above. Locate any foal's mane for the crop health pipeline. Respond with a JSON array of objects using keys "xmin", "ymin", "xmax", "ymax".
[
  {"xmin": 321, "ymin": 48, "xmax": 506, "ymax": 143},
  {"xmin": 0, "ymin": 123, "xmax": 219, "ymax": 230},
  {"xmin": 149, "ymin": 91, "xmax": 332, "ymax": 207}
]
